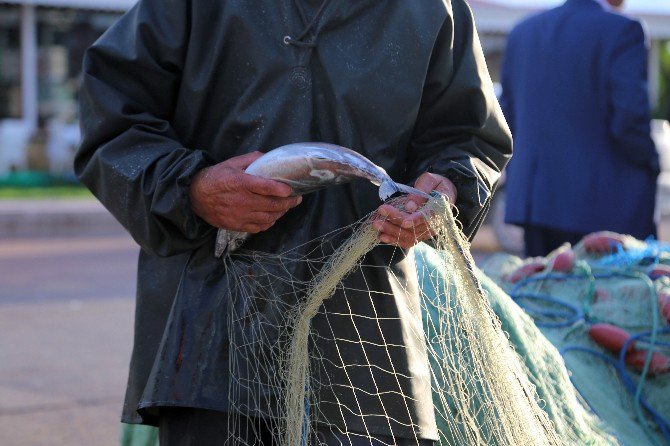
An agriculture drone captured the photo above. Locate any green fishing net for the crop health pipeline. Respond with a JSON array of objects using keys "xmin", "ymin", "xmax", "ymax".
[{"xmin": 479, "ymin": 236, "xmax": 670, "ymax": 446}]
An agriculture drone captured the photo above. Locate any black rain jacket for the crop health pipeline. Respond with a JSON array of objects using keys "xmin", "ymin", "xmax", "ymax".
[{"xmin": 75, "ymin": 0, "xmax": 512, "ymax": 440}]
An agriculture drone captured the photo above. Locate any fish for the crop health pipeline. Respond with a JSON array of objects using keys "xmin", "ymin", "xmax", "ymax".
[{"xmin": 214, "ymin": 142, "xmax": 431, "ymax": 256}]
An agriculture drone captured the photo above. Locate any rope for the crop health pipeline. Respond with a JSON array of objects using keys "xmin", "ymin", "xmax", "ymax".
[{"xmin": 508, "ymin": 258, "xmax": 670, "ymax": 443}]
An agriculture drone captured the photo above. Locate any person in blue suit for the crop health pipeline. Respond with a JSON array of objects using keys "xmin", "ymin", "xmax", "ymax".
[{"xmin": 500, "ymin": 0, "xmax": 660, "ymax": 257}]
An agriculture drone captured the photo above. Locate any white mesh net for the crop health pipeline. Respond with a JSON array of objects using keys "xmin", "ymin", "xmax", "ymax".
[{"xmin": 220, "ymin": 194, "xmax": 609, "ymax": 445}]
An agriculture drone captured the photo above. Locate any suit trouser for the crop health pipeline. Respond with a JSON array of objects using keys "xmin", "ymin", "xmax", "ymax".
[
  {"xmin": 523, "ymin": 224, "xmax": 586, "ymax": 258},
  {"xmin": 158, "ymin": 407, "xmax": 434, "ymax": 445}
]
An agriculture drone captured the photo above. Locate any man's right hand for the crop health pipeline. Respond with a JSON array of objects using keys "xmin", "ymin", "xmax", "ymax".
[{"xmin": 189, "ymin": 151, "xmax": 302, "ymax": 233}]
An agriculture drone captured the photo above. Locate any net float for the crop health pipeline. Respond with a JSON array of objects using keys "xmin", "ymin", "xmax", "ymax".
[
  {"xmin": 551, "ymin": 248, "xmax": 575, "ymax": 273},
  {"xmin": 588, "ymin": 323, "xmax": 635, "ymax": 353},
  {"xmin": 583, "ymin": 232, "xmax": 624, "ymax": 255},
  {"xmin": 507, "ymin": 261, "xmax": 546, "ymax": 284},
  {"xmin": 624, "ymin": 350, "xmax": 670, "ymax": 375},
  {"xmin": 649, "ymin": 264, "xmax": 670, "ymax": 280},
  {"xmin": 658, "ymin": 293, "xmax": 670, "ymax": 324}
]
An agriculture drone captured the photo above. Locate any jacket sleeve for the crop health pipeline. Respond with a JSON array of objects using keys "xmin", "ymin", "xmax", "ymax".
[
  {"xmin": 75, "ymin": 0, "xmax": 216, "ymax": 257},
  {"xmin": 607, "ymin": 20, "xmax": 659, "ymax": 174},
  {"xmin": 406, "ymin": 0, "xmax": 513, "ymax": 239}
]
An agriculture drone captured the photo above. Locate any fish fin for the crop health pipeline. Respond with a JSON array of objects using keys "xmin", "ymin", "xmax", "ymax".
[
  {"xmin": 394, "ymin": 183, "xmax": 432, "ymax": 199},
  {"xmin": 378, "ymin": 181, "xmax": 398, "ymax": 201},
  {"xmin": 378, "ymin": 181, "xmax": 431, "ymax": 201}
]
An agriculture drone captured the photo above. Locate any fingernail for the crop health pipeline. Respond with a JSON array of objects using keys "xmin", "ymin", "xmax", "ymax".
[
  {"xmin": 401, "ymin": 220, "xmax": 414, "ymax": 229},
  {"xmin": 372, "ymin": 222, "xmax": 382, "ymax": 232},
  {"xmin": 406, "ymin": 201, "xmax": 418, "ymax": 212},
  {"xmin": 380, "ymin": 236, "xmax": 392, "ymax": 244}
]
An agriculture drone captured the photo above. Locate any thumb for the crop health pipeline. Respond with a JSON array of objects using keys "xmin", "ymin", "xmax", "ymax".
[
  {"xmin": 414, "ymin": 172, "xmax": 441, "ymax": 194},
  {"xmin": 435, "ymin": 177, "xmax": 457, "ymax": 203},
  {"xmin": 415, "ymin": 173, "xmax": 457, "ymax": 203},
  {"xmin": 406, "ymin": 173, "xmax": 440, "ymax": 211},
  {"xmin": 225, "ymin": 151, "xmax": 265, "ymax": 170}
]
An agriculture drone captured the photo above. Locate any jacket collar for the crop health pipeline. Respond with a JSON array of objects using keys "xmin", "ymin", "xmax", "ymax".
[{"xmin": 564, "ymin": 0, "xmax": 606, "ymax": 9}]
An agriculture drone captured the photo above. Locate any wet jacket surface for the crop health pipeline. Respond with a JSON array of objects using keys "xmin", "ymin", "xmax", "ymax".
[{"xmin": 75, "ymin": 0, "xmax": 511, "ymax": 440}]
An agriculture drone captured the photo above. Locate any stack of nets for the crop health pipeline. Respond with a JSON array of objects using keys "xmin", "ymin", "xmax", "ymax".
[
  {"xmin": 481, "ymin": 235, "xmax": 670, "ymax": 446},
  {"xmin": 221, "ymin": 194, "xmax": 617, "ymax": 445},
  {"xmin": 123, "ymin": 195, "xmax": 629, "ymax": 445}
]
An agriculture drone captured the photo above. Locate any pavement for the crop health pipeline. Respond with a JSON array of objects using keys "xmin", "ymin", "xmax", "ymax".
[
  {"xmin": 0, "ymin": 297, "xmax": 135, "ymax": 446},
  {"xmin": 0, "ymin": 199, "xmax": 124, "ymax": 238},
  {"xmin": 0, "ymin": 200, "xmax": 138, "ymax": 446}
]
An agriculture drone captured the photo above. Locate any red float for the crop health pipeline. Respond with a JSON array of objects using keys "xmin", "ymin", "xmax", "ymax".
[
  {"xmin": 507, "ymin": 261, "xmax": 546, "ymax": 284},
  {"xmin": 588, "ymin": 323, "xmax": 635, "ymax": 353},
  {"xmin": 583, "ymin": 232, "xmax": 624, "ymax": 255},
  {"xmin": 624, "ymin": 350, "xmax": 670, "ymax": 376},
  {"xmin": 551, "ymin": 248, "xmax": 575, "ymax": 273}
]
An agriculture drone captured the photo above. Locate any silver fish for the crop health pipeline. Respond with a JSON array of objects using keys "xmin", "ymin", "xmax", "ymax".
[{"xmin": 215, "ymin": 142, "xmax": 430, "ymax": 256}]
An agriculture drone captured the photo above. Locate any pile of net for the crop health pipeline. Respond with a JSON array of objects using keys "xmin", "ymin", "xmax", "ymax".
[
  {"xmin": 217, "ymin": 194, "xmax": 621, "ymax": 446},
  {"xmin": 480, "ymin": 232, "xmax": 670, "ymax": 446},
  {"xmin": 123, "ymin": 196, "xmax": 661, "ymax": 445}
]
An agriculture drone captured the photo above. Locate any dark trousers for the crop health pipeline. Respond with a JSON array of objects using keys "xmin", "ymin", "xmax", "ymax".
[
  {"xmin": 523, "ymin": 224, "xmax": 586, "ymax": 258},
  {"xmin": 158, "ymin": 407, "xmax": 434, "ymax": 445},
  {"xmin": 159, "ymin": 408, "xmax": 273, "ymax": 446}
]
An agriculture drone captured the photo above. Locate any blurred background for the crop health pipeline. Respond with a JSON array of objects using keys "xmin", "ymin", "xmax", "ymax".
[{"xmin": 0, "ymin": 0, "xmax": 668, "ymax": 445}]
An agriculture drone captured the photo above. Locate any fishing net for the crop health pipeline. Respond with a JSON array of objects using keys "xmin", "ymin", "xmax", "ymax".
[
  {"xmin": 481, "ymin": 237, "xmax": 670, "ymax": 446},
  {"xmin": 217, "ymin": 194, "xmax": 612, "ymax": 445},
  {"xmin": 120, "ymin": 195, "xmax": 652, "ymax": 445}
]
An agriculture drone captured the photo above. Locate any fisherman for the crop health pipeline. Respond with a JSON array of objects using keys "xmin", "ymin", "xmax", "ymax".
[{"xmin": 75, "ymin": 0, "xmax": 512, "ymax": 444}]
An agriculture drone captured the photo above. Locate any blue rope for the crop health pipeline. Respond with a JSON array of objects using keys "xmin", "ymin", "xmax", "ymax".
[
  {"xmin": 508, "ymin": 258, "xmax": 670, "ymax": 444},
  {"xmin": 300, "ymin": 386, "xmax": 310, "ymax": 445},
  {"xmin": 510, "ymin": 292, "xmax": 583, "ymax": 328},
  {"xmin": 561, "ymin": 345, "xmax": 670, "ymax": 445}
]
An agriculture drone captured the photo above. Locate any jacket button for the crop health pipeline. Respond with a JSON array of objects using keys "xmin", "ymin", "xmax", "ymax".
[{"xmin": 289, "ymin": 67, "xmax": 311, "ymax": 91}]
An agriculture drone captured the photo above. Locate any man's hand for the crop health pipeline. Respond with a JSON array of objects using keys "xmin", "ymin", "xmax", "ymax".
[
  {"xmin": 372, "ymin": 172, "xmax": 456, "ymax": 249},
  {"xmin": 189, "ymin": 151, "xmax": 302, "ymax": 233}
]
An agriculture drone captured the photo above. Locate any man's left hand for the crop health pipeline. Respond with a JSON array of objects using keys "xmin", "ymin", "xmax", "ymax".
[{"xmin": 372, "ymin": 172, "xmax": 456, "ymax": 249}]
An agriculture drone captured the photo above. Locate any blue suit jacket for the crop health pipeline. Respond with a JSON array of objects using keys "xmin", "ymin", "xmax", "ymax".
[{"xmin": 500, "ymin": 0, "xmax": 659, "ymax": 239}]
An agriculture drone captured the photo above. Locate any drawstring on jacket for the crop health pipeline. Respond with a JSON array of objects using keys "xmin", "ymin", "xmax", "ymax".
[{"xmin": 283, "ymin": 0, "xmax": 332, "ymax": 48}]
